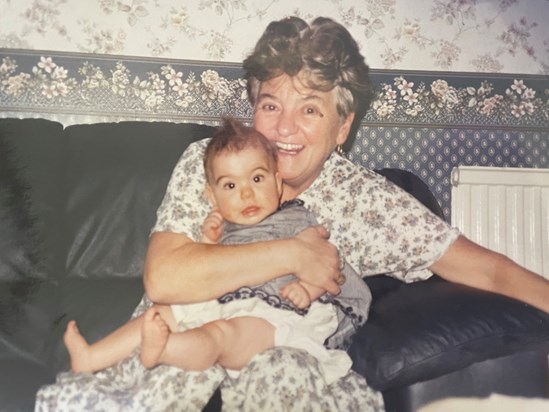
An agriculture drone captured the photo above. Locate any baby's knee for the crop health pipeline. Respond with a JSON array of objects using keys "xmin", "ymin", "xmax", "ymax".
[
  {"xmin": 206, "ymin": 319, "xmax": 234, "ymax": 334},
  {"xmin": 202, "ymin": 319, "xmax": 236, "ymax": 342}
]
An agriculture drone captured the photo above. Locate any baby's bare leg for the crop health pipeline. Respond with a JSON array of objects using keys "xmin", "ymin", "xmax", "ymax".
[
  {"xmin": 64, "ymin": 304, "xmax": 177, "ymax": 373},
  {"xmin": 216, "ymin": 317, "xmax": 275, "ymax": 370},
  {"xmin": 64, "ymin": 315, "xmax": 142, "ymax": 373},
  {"xmin": 156, "ymin": 316, "xmax": 275, "ymax": 371}
]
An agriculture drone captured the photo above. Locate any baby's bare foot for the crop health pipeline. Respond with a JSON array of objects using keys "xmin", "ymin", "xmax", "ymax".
[
  {"xmin": 140, "ymin": 308, "xmax": 170, "ymax": 369},
  {"xmin": 63, "ymin": 320, "xmax": 93, "ymax": 373}
]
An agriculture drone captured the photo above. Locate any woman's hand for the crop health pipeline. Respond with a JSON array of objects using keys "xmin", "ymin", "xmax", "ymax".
[{"xmin": 292, "ymin": 225, "xmax": 342, "ymax": 296}]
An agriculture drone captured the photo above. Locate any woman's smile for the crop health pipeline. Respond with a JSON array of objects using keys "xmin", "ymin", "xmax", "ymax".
[{"xmin": 275, "ymin": 141, "xmax": 304, "ymax": 155}]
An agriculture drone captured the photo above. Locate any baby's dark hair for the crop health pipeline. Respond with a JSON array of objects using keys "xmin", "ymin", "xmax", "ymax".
[{"xmin": 204, "ymin": 118, "xmax": 278, "ymax": 184}]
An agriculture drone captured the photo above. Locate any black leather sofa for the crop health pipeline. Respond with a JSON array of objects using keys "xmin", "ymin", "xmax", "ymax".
[{"xmin": 1, "ymin": 117, "xmax": 549, "ymax": 411}]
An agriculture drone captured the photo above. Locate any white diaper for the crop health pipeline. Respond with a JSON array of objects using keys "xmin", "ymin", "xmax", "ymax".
[{"xmin": 171, "ymin": 298, "xmax": 352, "ymax": 383}]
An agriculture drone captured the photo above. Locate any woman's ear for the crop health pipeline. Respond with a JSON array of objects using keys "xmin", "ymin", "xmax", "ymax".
[
  {"xmin": 205, "ymin": 184, "xmax": 217, "ymax": 207},
  {"xmin": 336, "ymin": 112, "xmax": 355, "ymax": 145}
]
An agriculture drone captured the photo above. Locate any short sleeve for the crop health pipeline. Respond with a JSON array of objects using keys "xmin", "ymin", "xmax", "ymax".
[
  {"xmin": 152, "ymin": 139, "xmax": 211, "ymax": 241},
  {"xmin": 300, "ymin": 155, "xmax": 460, "ymax": 283}
]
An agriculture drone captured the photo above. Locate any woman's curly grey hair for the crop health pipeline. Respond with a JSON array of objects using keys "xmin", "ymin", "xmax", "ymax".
[{"xmin": 243, "ymin": 16, "xmax": 375, "ymax": 147}]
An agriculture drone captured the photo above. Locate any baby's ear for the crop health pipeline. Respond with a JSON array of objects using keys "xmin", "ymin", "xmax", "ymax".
[
  {"xmin": 275, "ymin": 172, "xmax": 283, "ymax": 196},
  {"xmin": 205, "ymin": 184, "xmax": 217, "ymax": 206}
]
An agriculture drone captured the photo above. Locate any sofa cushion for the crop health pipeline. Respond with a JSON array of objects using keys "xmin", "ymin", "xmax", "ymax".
[
  {"xmin": 49, "ymin": 277, "xmax": 144, "ymax": 373},
  {"xmin": 0, "ymin": 280, "xmax": 60, "ymax": 365},
  {"xmin": 0, "ymin": 357, "xmax": 54, "ymax": 411},
  {"xmin": 349, "ymin": 276, "xmax": 549, "ymax": 390},
  {"xmin": 62, "ymin": 121, "xmax": 214, "ymax": 279},
  {"xmin": 0, "ymin": 118, "xmax": 66, "ymax": 280}
]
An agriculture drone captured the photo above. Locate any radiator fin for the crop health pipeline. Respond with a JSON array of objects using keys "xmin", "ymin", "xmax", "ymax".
[{"xmin": 451, "ymin": 166, "xmax": 549, "ymax": 278}]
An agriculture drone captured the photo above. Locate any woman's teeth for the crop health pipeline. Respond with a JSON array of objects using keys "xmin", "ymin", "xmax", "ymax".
[{"xmin": 276, "ymin": 142, "xmax": 303, "ymax": 153}]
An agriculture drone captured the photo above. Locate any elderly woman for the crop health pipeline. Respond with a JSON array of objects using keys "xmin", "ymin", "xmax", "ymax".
[
  {"xmin": 143, "ymin": 15, "xmax": 549, "ymax": 411},
  {"xmin": 37, "ymin": 16, "xmax": 549, "ymax": 412}
]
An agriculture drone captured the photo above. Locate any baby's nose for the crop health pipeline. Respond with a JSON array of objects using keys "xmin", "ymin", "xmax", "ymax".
[{"xmin": 241, "ymin": 186, "xmax": 254, "ymax": 199}]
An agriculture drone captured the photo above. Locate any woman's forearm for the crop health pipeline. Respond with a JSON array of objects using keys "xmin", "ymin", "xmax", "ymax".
[
  {"xmin": 144, "ymin": 225, "xmax": 343, "ymax": 305},
  {"xmin": 489, "ymin": 254, "xmax": 549, "ymax": 314},
  {"xmin": 431, "ymin": 235, "xmax": 549, "ymax": 314},
  {"xmin": 143, "ymin": 231, "xmax": 297, "ymax": 304}
]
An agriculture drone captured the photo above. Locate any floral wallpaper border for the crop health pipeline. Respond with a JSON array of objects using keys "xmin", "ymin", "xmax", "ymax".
[{"xmin": 1, "ymin": 49, "xmax": 548, "ymax": 129}]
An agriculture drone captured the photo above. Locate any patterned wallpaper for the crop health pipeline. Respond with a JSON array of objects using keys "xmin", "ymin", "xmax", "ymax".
[{"xmin": 0, "ymin": 0, "xmax": 548, "ymax": 74}]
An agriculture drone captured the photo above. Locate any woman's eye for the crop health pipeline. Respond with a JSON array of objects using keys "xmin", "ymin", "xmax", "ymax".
[
  {"xmin": 304, "ymin": 106, "xmax": 324, "ymax": 117},
  {"xmin": 261, "ymin": 103, "xmax": 277, "ymax": 111}
]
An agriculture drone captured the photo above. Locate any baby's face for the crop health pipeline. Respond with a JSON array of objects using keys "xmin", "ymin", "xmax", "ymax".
[{"xmin": 207, "ymin": 146, "xmax": 282, "ymax": 225}]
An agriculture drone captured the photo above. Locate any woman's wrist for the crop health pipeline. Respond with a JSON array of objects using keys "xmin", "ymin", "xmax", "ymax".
[{"xmin": 281, "ymin": 237, "xmax": 301, "ymax": 276}]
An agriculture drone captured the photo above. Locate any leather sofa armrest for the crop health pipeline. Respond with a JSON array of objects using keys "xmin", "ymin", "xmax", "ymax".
[{"xmin": 349, "ymin": 276, "xmax": 549, "ymax": 390}]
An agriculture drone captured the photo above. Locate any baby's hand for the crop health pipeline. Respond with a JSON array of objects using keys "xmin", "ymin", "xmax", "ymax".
[
  {"xmin": 279, "ymin": 281, "xmax": 311, "ymax": 309},
  {"xmin": 201, "ymin": 209, "xmax": 224, "ymax": 244}
]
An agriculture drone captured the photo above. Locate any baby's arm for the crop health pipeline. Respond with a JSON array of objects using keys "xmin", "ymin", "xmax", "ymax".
[
  {"xmin": 279, "ymin": 280, "xmax": 325, "ymax": 309},
  {"xmin": 201, "ymin": 209, "xmax": 224, "ymax": 244}
]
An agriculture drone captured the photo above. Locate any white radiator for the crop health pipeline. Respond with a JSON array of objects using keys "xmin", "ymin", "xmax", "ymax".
[{"xmin": 451, "ymin": 166, "xmax": 549, "ymax": 278}]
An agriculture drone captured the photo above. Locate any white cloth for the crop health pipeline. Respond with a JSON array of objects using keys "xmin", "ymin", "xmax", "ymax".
[{"xmin": 171, "ymin": 298, "xmax": 351, "ymax": 383}]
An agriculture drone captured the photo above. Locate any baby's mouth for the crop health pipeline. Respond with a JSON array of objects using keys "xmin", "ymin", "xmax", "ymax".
[{"xmin": 242, "ymin": 206, "xmax": 260, "ymax": 216}]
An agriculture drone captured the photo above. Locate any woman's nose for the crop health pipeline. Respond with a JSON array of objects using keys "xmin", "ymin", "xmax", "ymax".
[{"xmin": 276, "ymin": 109, "xmax": 297, "ymax": 136}]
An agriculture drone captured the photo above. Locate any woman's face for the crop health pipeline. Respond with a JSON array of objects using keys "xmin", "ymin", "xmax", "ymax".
[{"xmin": 253, "ymin": 74, "xmax": 354, "ymax": 200}]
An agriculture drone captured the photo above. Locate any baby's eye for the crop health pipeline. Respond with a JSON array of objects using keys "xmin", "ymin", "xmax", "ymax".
[
  {"xmin": 223, "ymin": 182, "xmax": 236, "ymax": 190},
  {"xmin": 253, "ymin": 175, "xmax": 264, "ymax": 183}
]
